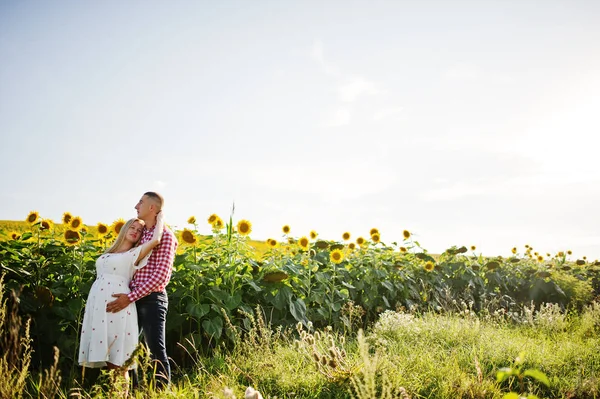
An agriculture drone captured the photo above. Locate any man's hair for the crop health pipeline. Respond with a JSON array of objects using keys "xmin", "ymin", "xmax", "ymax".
[{"xmin": 144, "ymin": 191, "xmax": 164, "ymax": 211}]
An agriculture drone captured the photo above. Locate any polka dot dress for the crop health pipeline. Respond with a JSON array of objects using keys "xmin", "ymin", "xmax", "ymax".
[{"xmin": 78, "ymin": 246, "xmax": 149, "ymax": 369}]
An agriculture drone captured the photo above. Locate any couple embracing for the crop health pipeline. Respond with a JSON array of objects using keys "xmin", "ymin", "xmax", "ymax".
[{"xmin": 78, "ymin": 192, "xmax": 178, "ymax": 389}]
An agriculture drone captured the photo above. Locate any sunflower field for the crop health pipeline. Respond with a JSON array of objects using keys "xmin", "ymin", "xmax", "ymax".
[{"xmin": 1, "ymin": 210, "xmax": 600, "ymax": 394}]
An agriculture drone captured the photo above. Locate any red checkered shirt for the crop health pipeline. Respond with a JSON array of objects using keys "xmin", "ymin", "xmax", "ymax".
[{"xmin": 127, "ymin": 225, "xmax": 177, "ymax": 302}]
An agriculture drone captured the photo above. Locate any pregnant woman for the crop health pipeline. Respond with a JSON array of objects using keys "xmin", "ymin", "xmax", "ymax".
[{"xmin": 78, "ymin": 212, "xmax": 164, "ymax": 385}]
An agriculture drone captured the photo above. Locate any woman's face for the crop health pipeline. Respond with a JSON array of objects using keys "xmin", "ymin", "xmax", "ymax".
[{"xmin": 126, "ymin": 220, "xmax": 144, "ymax": 243}]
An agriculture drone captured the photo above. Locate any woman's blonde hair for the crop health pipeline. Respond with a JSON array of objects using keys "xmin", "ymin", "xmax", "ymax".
[{"xmin": 105, "ymin": 218, "xmax": 145, "ymax": 254}]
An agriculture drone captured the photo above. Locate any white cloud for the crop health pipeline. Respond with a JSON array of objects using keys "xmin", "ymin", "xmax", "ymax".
[
  {"xmin": 310, "ymin": 39, "xmax": 340, "ymax": 77},
  {"xmin": 444, "ymin": 62, "xmax": 483, "ymax": 81},
  {"xmin": 248, "ymin": 162, "xmax": 397, "ymax": 200},
  {"xmin": 444, "ymin": 62, "xmax": 513, "ymax": 84},
  {"xmin": 337, "ymin": 76, "xmax": 380, "ymax": 102},
  {"xmin": 373, "ymin": 106, "xmax": 406, "ymax": 122},
  {"xmin": 325, "ymin": 107, "xmax": 351, "ymax": 127},
  {"xmin": 421, "ymin": 182, "xmax": 489, "ymax": 201},
  {"xmin": 311, "ymin": 40, "xmax": 381, "ymax": 103},
  {"xmin": 514, "ymin": 74, "xmax": 600, "ymax": 175},
  {"xmin": 152, "ymin": 180, "xmax": 167, "ymax": 189}
]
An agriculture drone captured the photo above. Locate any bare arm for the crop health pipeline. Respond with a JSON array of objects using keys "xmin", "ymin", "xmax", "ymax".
[{"xmin": 134, "ymin": 212, "xmax": 164, "ymax": 265}]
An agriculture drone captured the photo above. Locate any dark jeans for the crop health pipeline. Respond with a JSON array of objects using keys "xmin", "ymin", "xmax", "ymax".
[{"xmin": 136, "ymin": 291, "xmax": 170, "ymax": 387}]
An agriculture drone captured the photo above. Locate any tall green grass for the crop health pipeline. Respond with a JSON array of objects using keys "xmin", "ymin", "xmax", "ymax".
[{"xmin": 5, "ymin": 277, "xmax": 597, "ymax": 398}]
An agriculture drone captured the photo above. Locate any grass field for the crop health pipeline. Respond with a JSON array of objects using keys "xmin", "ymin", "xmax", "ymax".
[{"xmin": 2, "ymin": 217, "xmax": 599, "ymax": 398}]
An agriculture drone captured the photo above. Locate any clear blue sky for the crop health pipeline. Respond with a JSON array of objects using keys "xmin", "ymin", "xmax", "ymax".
[{"xmin": 1, "ymin": 1, "xmax": 599, "ymax": 259}]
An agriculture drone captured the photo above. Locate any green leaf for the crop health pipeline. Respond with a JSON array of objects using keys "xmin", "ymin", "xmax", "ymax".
[
  {"xmin": 186, "ymin": 303, "xmax": 210, "ymax": 318},
  {"xmin": 316, "ymin": 307, "xmax": 330, "ymax": 319},
  {"xmin": 289, "ymin": 297, "xmax": 307, "ymax": 323},
  {"xmin": 382, "ymin": 295, "xmax": 390, "ymax": 307},
  {"xmin": 68, "ymin": 298, "xmax": 84, "ymax": 314},
  {"xmin": 246, "ymin": 281, "xmax": 262, "ymax": 291},
  {"xmin": 207, "ymin": 289, "xmax": 229, "ymax": 303},
  {"xmin": 381, "ymin": 281, "xmax": 395, "ymax": 292},
  {"xmin": 53, "ymin": 305, "xmax": 76, "ymax": 321},
  {"xmin": 202, "ymin": 316, "xmax": 223, "ymax": 339},
  {"xmin": 224, "ymin": 293, "xmax": 242, "ymax": 310},
  {"xmin": 163, "ymin": 312, "xmax": 183, "ymax": 331},
  {"xmin": 272, "ymin": 286, "xmax": 292, "ymax": 310},
  {"xmin": 0, "ymin": 263, "xmax": 31, "ymax": 276},
  {"xmin": 496, "ymin": 367, "xmax": 514, "ymax": 382},
  {"xmin": 523, "ymin": 369, "xmax": 550, "ymax": 387}
]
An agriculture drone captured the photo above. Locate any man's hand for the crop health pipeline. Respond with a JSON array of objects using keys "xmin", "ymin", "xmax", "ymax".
[{"xmin": 106, "ymin": 293, "xmax": 132, "ymax": 313}]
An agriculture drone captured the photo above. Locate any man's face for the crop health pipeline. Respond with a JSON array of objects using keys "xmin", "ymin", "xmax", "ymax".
[{"xmin": 135, "ymin": 195, "xmax": 153, "ymax": 219}]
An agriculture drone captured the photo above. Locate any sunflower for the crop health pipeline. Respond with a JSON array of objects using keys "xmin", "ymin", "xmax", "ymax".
[
  {"xmin": 471, "ymin": 245, "xmax": 476, "ymax": 251},
  {"xmin": 525, "ymin": 244, "xmax": 529, "ymax": 248},
  {"xmin": 424, "ymin": 261, "xmax": 435, "ymax": 272},
  {"xmin": 356, "ymin": 236, "xmax": 365, "ymax": 246},
  {"xmin": 97, "ymin": 222, "xmax": 109, "ymax": 237},
  {"xmin": 282, "ymin": 225, "xmax": 291, "ymax": 235},
  {"xmin": 511, "ymin": 247, "xmax": 517, "ymax": 254},
  {"xmin": 268, "ymin": 238, "xmax": 277, "ymax": 247},
  {"xmin": 330, "ymin": 249, "xmax": 344, "ymax": 264},
  {"xmin": 62, "ymin": 212, "xmax": 73, "ymax": 224},
  {"xmin": 369, "ymin": 228, "xmax": 379, "ymax": 237},
  {"xmin": 537, "ymin": 255, "xmax": 544, "ymax": 262},
  {"xmin": 212, "ymin": 217, "xmax": 224, "ymax": 230},
  {"xmin": 310, "ymin": 230, "xmax": 318, "ymax": 240},
  {"xmin": 237, "ymin": 220, "xmax": 252, "ymax": 236},
  {"xmin": 567, "ymin": 250, "xmax": 572, "ymax": 255},
  {"xmin": 342, "ymin": 232, "xmax": 351, "ymax": 241},
  {"xmin": 112, "ymin": 218, "xmax": 126, "ymax": 235},
  {"xmin": 348, "ymin": 242, "xmax": 356, "ymax": 250},
  {"xmin": 399, "ymin": 246, "xmax": 407, "ymax": 253},
  {"xmin": 64, "ymin": 229, "xmax": 81, "ymax": 246},
  {"xmin": 40, "ymin": 219, "xmax": 54, "ymax": 231},
  {"xmin": 70, "ymin": 216, "xmax": 83, "ymax": 231},
  {"xmin": 298, "ymin": 236, "xmax": 309, "ymax": 251},
  {"xmin": 557, "ymin": 251, "xmax": 564, "ymax": 257},
  {"xmin": 9, "ymin": 232, "xmax": 21, "ymax": 240},
  {"xmin": 26, "ymin": 211, "xmax": 39, "ymax": 225},
  {"xmin": 187, "ymin": 216, "xmax": 197, "ymax": 224},
  {"xmin": 207, "ymin": 214, "xmax": 219, "ymax": 225},
  {"xmin": 403, "ymin": 230, "xmax": 411, "ymax": 240},
  {"xmin": 371, "ymin": 233, "xmax": 380, "ymax": 243},
  {"xmin": 181, "ymin": 228, "xmax": 198, "ymax": 245}
]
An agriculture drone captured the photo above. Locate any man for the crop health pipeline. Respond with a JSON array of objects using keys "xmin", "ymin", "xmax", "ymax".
[{"xmin": 106, "ymin": 192, "xmax": 177, "ymax": 387}]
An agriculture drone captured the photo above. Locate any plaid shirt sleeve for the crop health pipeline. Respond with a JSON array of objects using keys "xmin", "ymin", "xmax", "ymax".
[{"xmin": 127, "ymin": 227, "xmax": 177, "ymax": 302}]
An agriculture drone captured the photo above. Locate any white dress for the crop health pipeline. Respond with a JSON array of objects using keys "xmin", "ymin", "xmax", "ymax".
[{"xmin": 78, "ymin": 246, "xmax": 149, "ymax": 369}]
